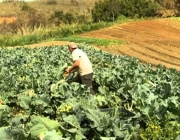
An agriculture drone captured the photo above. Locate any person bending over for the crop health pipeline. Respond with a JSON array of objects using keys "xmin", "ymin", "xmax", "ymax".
[{"xmin": 65, "ymin": 43, "xmax": 95, "ymax": 94}]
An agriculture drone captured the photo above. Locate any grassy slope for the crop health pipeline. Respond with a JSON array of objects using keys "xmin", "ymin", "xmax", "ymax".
[{"xmin": 0, "ymin": 0, "xmax": 98, "ymax": 17}]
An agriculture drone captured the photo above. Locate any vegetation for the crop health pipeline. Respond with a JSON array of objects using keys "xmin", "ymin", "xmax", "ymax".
[
  {"xmin": 92, "ymin": 0, "xmax": 160, "ymax": 22},
  {"xmin": 59, "ymin": 36, "xmax": 124, "ymax": 46},
  {"xmin": 0, "ymin": 45, "xmax": 180, "ymax": 140},
  {"xmin": 91, "ymin": 0, "xmax": 122, "ymax": 22},
  {"xmin": 0, "ymin": 21, "xmax": 119, "ymax": 47},
  {"xmin": 0, "ymin": 0, "xmax": 180, "ymax": 47},
  {"xmin": 0, "ymin": 1, "xmax": 180, "ymax": 140}
]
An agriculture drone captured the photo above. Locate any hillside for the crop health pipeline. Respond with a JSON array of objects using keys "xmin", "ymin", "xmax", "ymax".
[
  {"xmin": 80, "ymin": 18, "xmax": 180, "ymax": 71},
  {"xmin": 2, "ymin": 18, "xmax": 180, "ymax": 71}
]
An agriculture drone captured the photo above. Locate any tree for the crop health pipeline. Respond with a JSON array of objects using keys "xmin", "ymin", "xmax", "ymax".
[
  {"xmin": 91, "ymin": 0, "xmax": 121, "ymax": 22},
  {"xmin": 120, "ymin": 0, "xmax": 160, "ymax": 18},
  {"xmin": 175, "ymin": 0, "xmax": 180, "ymax": 15}
]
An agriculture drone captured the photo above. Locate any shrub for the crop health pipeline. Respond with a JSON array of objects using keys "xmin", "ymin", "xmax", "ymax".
[
  {"xmin": 46, "ymin": 0, "xmax": 57, "ymax": 5},
  {"xmin": 120, "ymin": 0, "xmax": 160, "ymax": 18},
  {"xmin": 91, "ymin": 0, "xmax": 121, "ymax": 22},
  {"xmin": 21, "ymin": 3, "xmax": 36, "ymax": 12},
  {"xmin": 50, "ymin": 11, "xmax": 89, "ymax": 26},
  {"xmin": 91, "ymin": 0, "xmax": 160, "ymax": 22}
]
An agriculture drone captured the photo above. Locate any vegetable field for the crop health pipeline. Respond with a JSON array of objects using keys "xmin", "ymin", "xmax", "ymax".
[{"xmin": 0, "ymin": 45, "xmax": 180, "ymax": 140}]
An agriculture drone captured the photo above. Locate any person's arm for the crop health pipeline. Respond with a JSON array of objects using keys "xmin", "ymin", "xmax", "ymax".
[{"xmin": 66, "ymin": 60, "xmax": 80, "ymax": 73}]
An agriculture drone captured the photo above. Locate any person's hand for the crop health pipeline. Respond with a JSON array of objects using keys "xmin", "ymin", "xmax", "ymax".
[
  {"xmin": 63, "ymin": 72, "xmax": 69, "ymax": 79},
  {"xmin": 65, "ymin": 67, "xmax": 70, "ymax": 74}
]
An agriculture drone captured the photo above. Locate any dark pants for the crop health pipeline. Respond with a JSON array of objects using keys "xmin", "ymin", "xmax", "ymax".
[{"xmin": 71, "ymin": 73, "xmax": 95, "ymax": 94}]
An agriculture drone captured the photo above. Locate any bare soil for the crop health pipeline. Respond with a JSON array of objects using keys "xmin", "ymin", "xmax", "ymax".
[
  {"xmin": 0, "ymin": 17, "xmax": 16, "ymax": 24},
  {"xmin": 80, "ymin": 18, "xmax": 180, "ymax": 71}
]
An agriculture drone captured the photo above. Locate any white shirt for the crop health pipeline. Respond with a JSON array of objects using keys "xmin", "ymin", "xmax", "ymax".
[{"xmin": 72, "ymin": 48, "xmax": 93, "ymax": 76}]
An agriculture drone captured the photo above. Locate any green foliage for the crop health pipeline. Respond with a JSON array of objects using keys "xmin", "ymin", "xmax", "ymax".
[
  {"xmin": 120, "ymin": 0, "xmax": 160, "ymax": 18},
  {"xmin": 176, "ymin": 0, "xmax": 180, "ymax": 16},
  {"xmin": 171, "ymin": 17, "xmax": 180, "ymax": 20},
  {"xmin": 0, "ymin": 45, "xmax": 180, "ymax": 139},
  {"xmin": 50, "ymin": 11, "xmax": 64, "ymax": 26},
  {"xmin": 0, "ymin": 34, "xmax": 41, "ymax": 46},
  {"xmin": 30, "ymin": 116, "xmax": 59, "ymax": 138},
  {"xmin": 139, "ymin": 119, "xmax": 180, "ymax": 140},
  {"xmin": 91, "ymin": 0, "xmax": 160, "ymax": 22},
  {"xmin": 0, "ymin": 22, "xmax": 112, "ymax": 47},
  {"xmin": 42, "ymin": 130, "xmax": 62, "ymax": 140},
  {"xmin": 21, "ymin": 3, "xmax": 36, "ymax": 12},
  {"xmin": 50, "ymin": 10, "xmax": 88, "ymax": 25},
  {"xmin": 60, "ymin": 36, "xmax": 124, "ymax": 46},
  {"xmin": 92, "ymin": 0, "xmax": 121, "ymax": 22},
  {"xmin": 46, "ymin": 0, "xmax": 57, "ymax": 5}
]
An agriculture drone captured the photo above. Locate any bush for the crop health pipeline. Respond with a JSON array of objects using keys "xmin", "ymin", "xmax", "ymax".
[
  {"xmin": 50, "ymin": 11, "xmax": 89, "ymax": 26},
  {"xmin": 46, "ymin": 0, "xmax": 57, "ymax": 5},
  {"xmin": 21, "ymin": 3, "xmax": 36, "ymax": 12},
  {"xmin": 120, "ymin": 0, "xmax": 160, "ymax": 18},
  {"xmin": 91, "ymin": 0, "xmax": 160, "ymax": 22},
  {"xmin": 91, "ymin": 0, "xmax": 121, "ymax": 22}
]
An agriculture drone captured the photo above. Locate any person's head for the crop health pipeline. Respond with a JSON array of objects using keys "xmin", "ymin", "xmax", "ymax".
[{"xmin": 68, "ymin": 43, "xmax": 78, "ymax": 53}]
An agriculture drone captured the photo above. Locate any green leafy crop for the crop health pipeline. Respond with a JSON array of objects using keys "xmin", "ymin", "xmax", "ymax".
[{"xmin": 0, "ymin": 45, "xmax": 180, "ymax": 139}]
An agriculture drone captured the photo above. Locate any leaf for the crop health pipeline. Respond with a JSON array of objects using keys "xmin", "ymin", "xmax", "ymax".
[
  {"xmin": 74, "ymin": 130, "xmax": 86, "ymax": 140},
  {"xmin": 168, "ymin": 96, "xmax": 179, "ymax": 107},
  {"xmin": 162, "ymin": 82, "xmax": 171, "ymax": 94},
  {"xmin": 30, "ymin": 123, "xmax": 49, "ymax": 138},
  {"xmin": 0, "ymin": 105, "xmax": 11, "ymax": 124},
  {"xmin": 42, "ymin": 130, "xmax": 62, "ymax": 140},
  {"xmin": 0, "ymin": 127, "xmax": 13, "ymax": 140},
  {"xmin": 145, "ymin": 92, "xmax": 157, "ymax": 104},
  {"xmin": 175, "ymin": 135, "xmax": 180, "ymax": 140},
  {"xmin": 100, "ymin": 137, "xmax": 116, "ymax": 140},
  {"xmin": 98, "ymin": 86, "xmax": 107, "ymax": 94},
  {"xmin": 94, "ymin": 95, "xmax": 107, "ymax": 107},
  {"xmin": 161, "ymin": 99, "xmax": 168, "ymax": 107},
  {"xmin": 18, "ymin": 95, "xmax": 31, "ymax": 109},
  {"xmin": 58, "ymin": 83, "xmax": 70, "ymax": 97},
  {"xmin": 138, "ymin": 84, "xmax": 151, "ymax": 93},
  {"xmin": 143, "ymin": 107, "xmax": 150, "ymax": 116},
  {"xmin": 156, "ymin": 112, "xmax": 163, "ymax": 120},
  {"xmin": 0, "ymin": 105, "xmax": 11, "ymax": 112},
  {"xmin": 11, "ymin": 115, "xmax": 29, "ymax": 126},
  {"xmin": 113, "ymin": 126, "xmax": 126, "ymax": 138},
  {"xmin": 67, "ymin": 128, "xmax": 77, "ymax": 133},
  {"xmin": 85, "ymin": 108, "xmax": 109, "ymax": 131},
  {"xmin": 31, "ymin": 115, "xmax": 59, "ymax": 131},
  {"xmin": 63, "ymin": 115, "xmax": 80, "ymax": 128},
  {"xmin": 31, "ymin": 99, "xmax": 48, "ymax": 109}
]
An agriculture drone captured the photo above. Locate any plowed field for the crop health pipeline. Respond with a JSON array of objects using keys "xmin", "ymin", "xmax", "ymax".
[{"xmin": 80, "ymin": 18, "xmax": 180, "ymax": 71}]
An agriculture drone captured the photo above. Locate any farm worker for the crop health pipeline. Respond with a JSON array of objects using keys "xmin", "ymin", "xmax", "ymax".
[{"xmin": 65, "ymin": 43, "xmax": 95, "ymax": 94}]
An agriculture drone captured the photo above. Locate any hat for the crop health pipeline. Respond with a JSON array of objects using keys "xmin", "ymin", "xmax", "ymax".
[{"xmin": 69, "ymin": 44, "xmax": 77, "ymax": 49}]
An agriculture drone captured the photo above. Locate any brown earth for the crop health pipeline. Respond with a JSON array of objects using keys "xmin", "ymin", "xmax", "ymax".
[
  {"xmin": 80, "ymin": 18, "xmax": 180, "ymax": 71},
  {"xmin": 9, "ymin": 18, "xmax": 180, "ymax": 71},
  {"xmin": 0, "ymin": 17, "xmax": 16, "ymax": 24}
]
